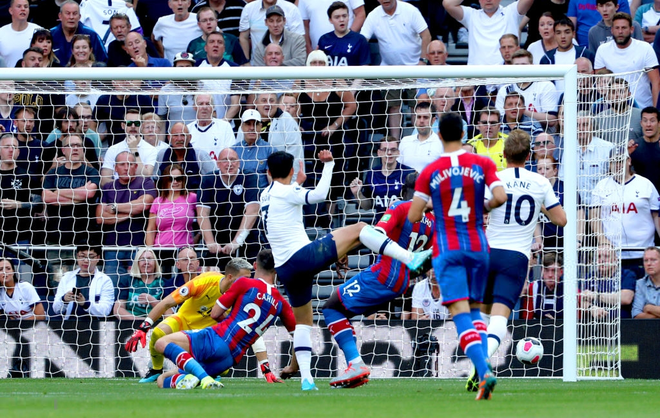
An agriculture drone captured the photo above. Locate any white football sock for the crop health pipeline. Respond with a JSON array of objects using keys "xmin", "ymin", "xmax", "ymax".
[
  {"xmin": 293, "ymin": 324, "xmax": 313, "ymax": 382},
  {"xmin": 359, "ymin": 225, "xmax": 412, "ymax": 264},
  {"xmin": 487, "ymin": 315, "xmax": 508, "ymax": 358}
]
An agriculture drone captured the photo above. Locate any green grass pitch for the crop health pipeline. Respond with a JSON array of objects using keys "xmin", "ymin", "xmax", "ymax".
[{"xmin": 1, "ymin": 378, "xmax": 659, "ymax": 418}]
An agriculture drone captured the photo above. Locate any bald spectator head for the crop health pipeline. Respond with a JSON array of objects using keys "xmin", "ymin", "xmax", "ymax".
[
  {"xmin": 427, "ymin": 40, "xmax": 448, "ymax": 65},
  {"xmin": 264, "ymin": 43, "xmax": 284, "ymax": 67},
  {"xmin": 499, "ymin": 34, "xmax": 520, "ymax": 65},
  {"xmin": 123, "ymin": 31, "xmax": 148, "ymax": 62},
  {"xmin": 176, "ymin": 246, "xmax": 200, "ymax": 279},
  {"xmin": 217, "ymin": 148, "xmax": 240, "ymax": 180},
  {"xmin": 576, "ymin": 57, "xmax": 593, "ymax": 74},
  {"xmin": 169, "ymin": 122, "xmax": 191, "ymax": 149},
  {"xmin": 429, "ymin": 87, "xmax": 456, "ymax": 113},
  {"xmin": 115, "ymin": 151, "xmax": 138, "ymax": 185}
]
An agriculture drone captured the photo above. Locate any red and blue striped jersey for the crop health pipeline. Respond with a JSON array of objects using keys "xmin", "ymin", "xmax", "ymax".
[
  {"xmin": 415, "ymin": 150, "xmax": 502, "ymax": 255},
  {"xmin": 213, "ymin": 277, "xmax": 295, "ymax": 363},
  {"xmin": 371, "ymin": 200, "xmax": 435, "ymax": 294}
]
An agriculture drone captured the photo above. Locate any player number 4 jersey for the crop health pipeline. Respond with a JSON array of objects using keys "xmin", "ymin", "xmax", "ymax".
[
  {"xmin": 415, "ymin": 150, "xmax": 502, "ymax": 254},
  {"xmin": 487, "ymin": 167, "xmax": 560, "ymax": 258}
]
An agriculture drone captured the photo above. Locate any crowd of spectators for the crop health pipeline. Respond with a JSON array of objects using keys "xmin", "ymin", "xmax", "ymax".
[{"xmin": 1, "ymin": 0, "xmax": 660, "ymax": 323}]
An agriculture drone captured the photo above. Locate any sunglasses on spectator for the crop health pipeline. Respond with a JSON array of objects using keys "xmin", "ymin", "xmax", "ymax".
[
  {"xmin": 125, "ymin": 120, "xmax": 141, "ymax": 127},
  {"xmin": 479, "ymin": 120, "xmax": 499, "ymax": 125},
  {"xmin": 378, "ymin": 147, "xmax": 399, "ymax": 153},
  {"xmin": 171, "ymin": 175, "xmax": 185, "ymax": 182}
]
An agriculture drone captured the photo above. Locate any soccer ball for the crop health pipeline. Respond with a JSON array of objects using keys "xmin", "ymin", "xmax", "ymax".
[{"xmin": 515, "ymin": 337, "xmax": 544, "ymax": 365}]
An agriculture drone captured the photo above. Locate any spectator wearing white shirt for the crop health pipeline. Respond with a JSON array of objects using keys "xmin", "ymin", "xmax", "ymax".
[
  {"xmin": 595, "ymin": 12, "xmax": 660, "ymax": 108},
  {"xmin": 360, "ymin": 0, "xmax": 432, "ymax": 139},
  {"xmin": 238, "ymin": 0, "xmax": 304, "ymax": 60},
  {"xmin": 188, "ymin": 94, "xmax": 237, "ymax": 162},
  {"xmin": 398, "ymin": 101, "xmax": 443, "ymax": 173},
  {"xmin": 408, "ymin": 269, "xmax": 450, "ymax": 320},
  {"xmin": 0, "ymin": 0, "xmax": 42, "ymax": 68},
  {"xmin": 152, "ymin": 0, "xmax": 203, "ymax": 63},
  {"xmin": 299, "ymin": 0, "xmax": 366, "ymax": 53},
  {"xmin": 101, "ymin": 109, "xmax": 158, "ymax": 187},
  {"xmin": 443, "ymin": 0, "xmax": 533, "ymax": 65}
]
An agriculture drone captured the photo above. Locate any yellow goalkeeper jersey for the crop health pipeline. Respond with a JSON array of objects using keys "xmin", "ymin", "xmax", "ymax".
[{"xmin": 169, "ymin": 271, "xmax": 226, "ymax": 328}]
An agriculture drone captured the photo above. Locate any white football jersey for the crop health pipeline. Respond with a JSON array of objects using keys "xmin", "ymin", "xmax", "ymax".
[
  {"xmin": 0, "ymin": 282, "xmax": 41, "ymax": 319},
  {"xmin": 487, "ymin": 167, "xmax": 560, "ymax": 257},
  {"xmin": 188, "ymin": 119, "xmax": 236, "ymax": 161},
  {"xmin": 495, "ymin": 81, "xmax": 558, "ymax": 115},
  {"xmin": 80, "ymin": 0, "xmax": 142, "ymax": 48},
  {"xmin": 260, "ymin": 162, "xmax": 335, "ymax": 267},
  {"xmin": 591, "ymin": 174, "xmax": 660, "ymax": 259}
]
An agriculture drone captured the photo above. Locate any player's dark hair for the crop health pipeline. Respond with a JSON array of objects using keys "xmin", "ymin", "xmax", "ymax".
[
  {"xmin": 327, "ymin": 1, "xmax": 349, "ymax": 18},
  {"xmin": 543, "ymin": 252, "xmax": 563, "ymax": 268},
  {"xmin": 596, "ymin": 0, "xmax": 617, "ymax": 6},
  {"xmin": 504, "ymin": 129, "xmax": 531, "ymax": 164},
  {"xmin": 438, "ymin": 112, "xmax": 464, "ymax": 143},
  {"xmin": 612, "ymin": 12, "xmax": 633, "ymax": 27},
  {"xmin": 256, "ymin": 249, "xmax": 276, "ymax": 272},
  {"xmin": 403, "ymin": 172, "xmax": 418, "ymax": 200},
  {"xmin": 554, "ymin": 17, "xmax": 575, "ymax": 32},
  {"xmin": 267, "ymin": 151, "xmax": 294, "ymax": 179},
  {"xmin": 641, "ymin": 106, "xmax": 660, "ymax": 120}
]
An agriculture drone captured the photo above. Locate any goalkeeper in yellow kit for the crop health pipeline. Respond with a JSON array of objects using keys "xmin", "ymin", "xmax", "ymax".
[{"xmin": 125, "ymin": 257, "xmax": 282, "ymax": 383}]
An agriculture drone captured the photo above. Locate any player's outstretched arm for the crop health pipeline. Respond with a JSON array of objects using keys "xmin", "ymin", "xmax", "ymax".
[
  {"xmin": 124, "ymin": 295, "xmax": 179, "ymax": 352},
  {"xmin": 305, "ymin": 150, "xmax": 335, "ymax": 203}
]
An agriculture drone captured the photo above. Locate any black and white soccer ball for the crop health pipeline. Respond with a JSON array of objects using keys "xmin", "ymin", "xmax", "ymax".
[{"xmin": 515, "ymin": 337, "xmax": 544, "ymax": 365}]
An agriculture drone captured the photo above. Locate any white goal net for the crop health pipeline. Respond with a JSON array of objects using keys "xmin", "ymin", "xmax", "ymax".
[{"xmin": 0, "ymin": 65, "xmax": 646, "ymax": 381}]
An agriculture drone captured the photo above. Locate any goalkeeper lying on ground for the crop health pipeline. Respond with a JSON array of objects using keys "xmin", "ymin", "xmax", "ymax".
[{"xmin": 124, "ymin": 257, "xmax": 283, "ymax": 383}]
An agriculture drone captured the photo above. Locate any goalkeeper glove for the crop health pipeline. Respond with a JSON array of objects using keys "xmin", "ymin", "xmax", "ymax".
[
  {"xmin": 125, "ymin": 319, "xmax": 152, "ymax": 352},
  {"xmin": 260, "ymin": 361, "xmax": 283, "ymax": 383}
]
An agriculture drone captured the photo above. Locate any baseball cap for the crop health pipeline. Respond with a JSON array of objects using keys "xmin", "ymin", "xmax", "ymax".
[
  {"xmin": 241, "ymin": 109, "xmax": 262, "ymax": 123},
  {"xmin": 266, "ymin": 5, "xmax": 285, "ymax": 18},
  {"xmin": 173, "ymin": 52, "xmax": 195, "ymax": 64}
]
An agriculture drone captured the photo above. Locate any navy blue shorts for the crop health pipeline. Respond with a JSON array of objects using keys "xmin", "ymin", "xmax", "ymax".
[
  {"xmin": 276, "ymin": 233, "xmax": 338, "ymax": 308},
  {"xmin": 432, "ymin": 250, "xmax": 489, "ymax": 305},
  {"xmin": 183, "ymin": 328, "xmax": 234, "ymax": 377},
  {"xmin": 483, "ymin": 248, "xmax": 529, "ymax": 309},
  {"xmin": 337, "ymin": 268, "xmax": 400, "ymax": 316}
]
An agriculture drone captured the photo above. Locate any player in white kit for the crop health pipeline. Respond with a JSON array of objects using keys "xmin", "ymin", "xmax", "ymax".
[
  {"xmin": 261, "ymin": 150, "xmax": 431, "ymax": 391},
  {"xmin": 467, "ymin": 130, "xmax": 567, "ymax": 391}
]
